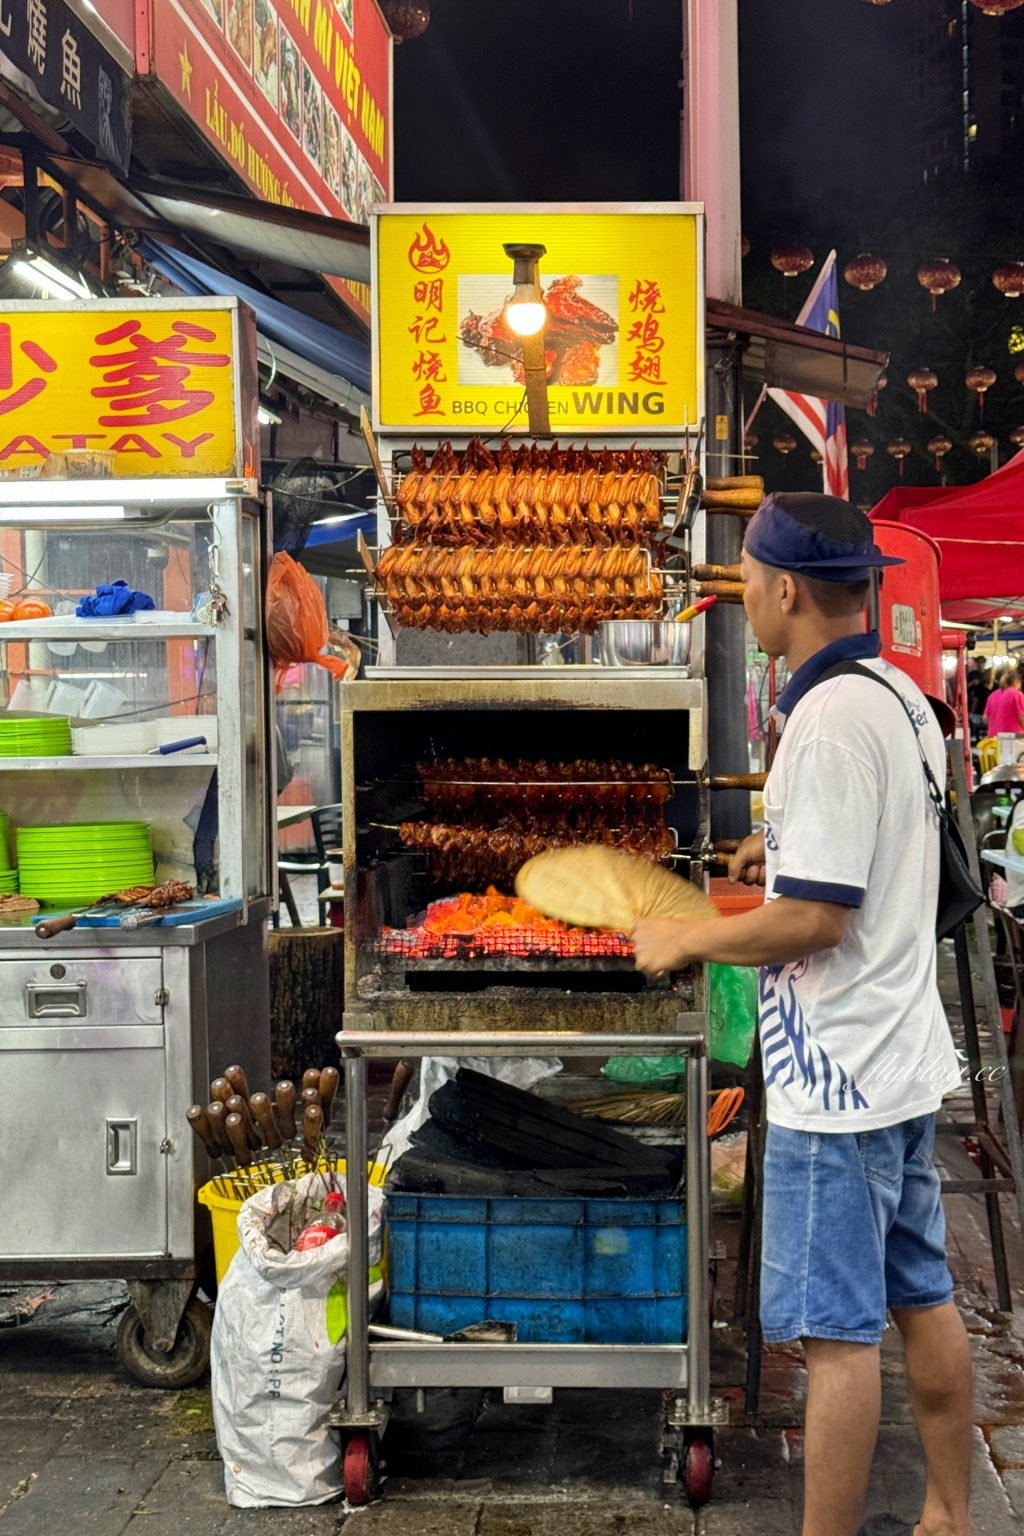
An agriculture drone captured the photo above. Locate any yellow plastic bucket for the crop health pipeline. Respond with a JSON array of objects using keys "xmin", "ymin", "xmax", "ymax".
[{"xmin": 197, "ymin": 1159, "xmax": 388, "ymax": 1284}]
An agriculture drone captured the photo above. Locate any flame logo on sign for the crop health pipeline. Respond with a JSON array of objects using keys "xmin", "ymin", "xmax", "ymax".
[{"xmin": 408, "ymin": 223, "xmax": 451, "ymax": 272}]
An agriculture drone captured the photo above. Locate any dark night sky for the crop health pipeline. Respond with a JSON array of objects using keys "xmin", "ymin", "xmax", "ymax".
[{"xmin": 393, "ymin": 0, "xmax": 919, "ymax": 219}]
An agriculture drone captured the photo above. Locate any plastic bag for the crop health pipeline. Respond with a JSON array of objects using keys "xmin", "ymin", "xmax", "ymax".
[
  {"xmin": 265, "ymin": 551, "xmax": 351, "ymax": 693},
  {"xmin": 601, "ymin": 1055, "xmax": 686, "ymax": 1085},
  {"xmin": 210, "ymin": 1170, "xmax": 385, "ymax": 1508},
  {"xmin": 709, "ymin": 962, "xmax": 758, "ymax": 1067}
]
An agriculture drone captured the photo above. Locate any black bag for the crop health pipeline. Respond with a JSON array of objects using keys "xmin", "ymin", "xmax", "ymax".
[{"xmin": 815, "ymin": 660, "xmax": 983, "ymax": 940}]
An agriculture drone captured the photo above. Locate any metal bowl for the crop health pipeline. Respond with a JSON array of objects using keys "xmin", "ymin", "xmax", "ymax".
[{"xmin": 597, "ymin": 620, "xmax": 692, "ymax": 667}]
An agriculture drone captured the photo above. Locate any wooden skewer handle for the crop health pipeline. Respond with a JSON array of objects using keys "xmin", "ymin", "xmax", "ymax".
[
  {"xmin": 302, "ymin": 1068, "xmax": 323, "ymax": 1092},
  {"xmin": 713, "ymin": 838, "xmax": 742, "ymax": 853},
  {"xmin": 319, "ymin": 1066, "xmax": 340, "ymax": 1129},
  {"xmin": 275, "ymin": 1080, "xmax": 297, "ymax": 1139},
  {"xmin": 710, "ymin": 773, "xmax": 768, "ymax": 791},
  {"xmin": 35, "ymin": 914, "xmax": 78, "ymax": 939},
  {"xmin": 225, "ymin": 1112, "xmax": 251, "ymax": 1166},
  {"xmin": 250, "ymin": 1092, "xmax": 282, "ymax": 1151},
  {"xmin": 224, "ymin": 1064, "xmax": 250, "ymax": 1101},
  {"xmin": 226, "ymin": 1093, "xmax": 262, "ymax": 1149},
  {"xmin": 210, "ymin": 1077, "xmax": 233, "ymax": 1104},
  {"xmin": 693, "ymin": 564, "xmax": 742, "ymax": 583},
  {"xmin": 207, "ymin": 1100, "xmax": 232, "ymax": 1154},
  {"xmin": 186, "ymin": 1104, "xmax": 220, "ymax": 1159},
  {"xmin": 302, "ymin": 1104, "xmax": 323, "ymax": 1161},
  {"xmin": 697, "ymin": 581, "xmax": 746, "ymax": 602}
]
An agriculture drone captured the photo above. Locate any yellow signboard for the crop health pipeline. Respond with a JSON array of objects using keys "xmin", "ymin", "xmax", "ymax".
[
  {"xmin": 374, "ymin": 206, "xmax": 704, "ymax": 435},
  {"xmin": 0, "ymin": 298, "xmax": 258, "ymax": 477}
]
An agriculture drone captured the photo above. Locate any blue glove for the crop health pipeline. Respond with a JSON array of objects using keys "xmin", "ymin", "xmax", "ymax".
[{"xmin": 76, "ymin": 581, "xmax": 156, "ymax": 617}]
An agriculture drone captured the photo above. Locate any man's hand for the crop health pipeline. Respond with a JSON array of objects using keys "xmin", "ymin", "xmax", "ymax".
[
  {"xmin": 728, "ymin": 831, "xmax": 767, "ymax": 887},
  {"xmin": 631, "ymin": 917, "xmax": 707, "ymax": 976}
]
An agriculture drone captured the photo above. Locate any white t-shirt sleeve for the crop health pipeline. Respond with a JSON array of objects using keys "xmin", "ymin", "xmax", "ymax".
[{"xmin": 772, "ymin": 738, "xmax": 881, "ymax": 908}]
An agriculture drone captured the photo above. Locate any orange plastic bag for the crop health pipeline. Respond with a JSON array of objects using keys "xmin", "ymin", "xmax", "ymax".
[{"xmin": 265, "ymin": 551, "xmax": 350, "ymax": 693}]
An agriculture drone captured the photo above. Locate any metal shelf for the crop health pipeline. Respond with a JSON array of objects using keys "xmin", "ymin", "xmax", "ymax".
[
  {"xmin": 0, "ymin": 755, "xmax": 218, "ymax": 769},
  {"xmin": 0, "ymin": 622, "xmax": 216, "ymax": 641}
]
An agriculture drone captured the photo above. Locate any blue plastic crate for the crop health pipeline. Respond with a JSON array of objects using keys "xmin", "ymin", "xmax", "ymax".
[{"xmin": 387, "ymin": 1193, "xmax": 688, "ymax": 1344}]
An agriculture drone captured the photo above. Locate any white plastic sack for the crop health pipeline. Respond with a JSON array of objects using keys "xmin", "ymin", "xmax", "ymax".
[
  {"xmin": 210, "ymin": 1170, "xmax": 385, "ymax": 1508},
  {"xmin": 376, "ymin": 1055, "xmax": 563, "ymax": 1172}
]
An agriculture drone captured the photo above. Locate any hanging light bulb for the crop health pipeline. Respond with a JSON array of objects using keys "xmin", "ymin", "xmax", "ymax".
[{"xmin": 502, "ymin": 242, "xmax": 547, "ymax": 336}]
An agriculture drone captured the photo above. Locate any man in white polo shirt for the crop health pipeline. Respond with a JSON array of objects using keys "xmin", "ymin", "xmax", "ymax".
[{"xmin": 632, "ymin": 494, "xmax": 970, "ymax": 1536}]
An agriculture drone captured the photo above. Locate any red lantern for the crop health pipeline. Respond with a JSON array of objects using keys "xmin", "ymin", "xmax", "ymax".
[
  {"xmin": 969, "ymin": 0, "xmax": 1024, "ymax": 13},
  {"xmin": 887, "ymin": 438, "xmax": 911, "ymax": 476},
  {"xmin": 771, "ymin": 245, "xmax": 814, "ymax": 278},
  {"xmin": 994, "ymin": 263, "xmax": 1024, "ymax": 298},
  {"xmin": 918, "ymin": 259, "xmax": 961, "ymax": 311},
  {"xmin": 844, "ymin": 254, "xmax": 887, "ymax": 291},
  {"xmin": 741, "ymin": 235, "xmax": 751, "ymax": 258},
  {"xmin": 866, "ymin": 373, "xmax": 887, "ymax": 418},
  {"xmin": 379, "ymin": 0, "xmax": 430, "ymax": 38},
  {"xmin": 773, "ymin": 433, "xmax": 798, "ymax": 456},
  {"xmin": 744, "ymin": 430, "xmax": 758, "ymax": 451},
  {"xmin": 851, "ymin": 439, "xmax": 875, "ymax": 470},
  {"xmin": 970, "ymin": 431, "xmax": 996, "ymax": 457},
  {"xmin": 927, "ymin": 434, "xmax": 953, "ymax": 472},
  {"xmin": 965, "ymin": 365, "xmax": 997, "ymax": 420},
  {"xmin": 1011, "ymin": 426, "xmax": 1024, "ymax": 448},
  {"xmin": 907, "ymin": 368, "xmax": 938, "ymax": 413},
  {"xmin": 810, "ymin": 447, "xmax": 824, "ymax": 465},
  {"xmin": 1015, "ymin": 363, "xmax": 1024, "ymax": 386}
]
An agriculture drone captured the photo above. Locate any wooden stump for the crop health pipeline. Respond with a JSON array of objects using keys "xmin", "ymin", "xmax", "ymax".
[{"xmin": 268, "ymin": 927, "xmax": 345, "ymax": 1080}]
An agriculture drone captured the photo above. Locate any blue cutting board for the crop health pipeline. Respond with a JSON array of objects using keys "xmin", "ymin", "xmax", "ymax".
[{"xmin": 73, "ymin": 898, "xmax": 243, "ymax": 927}]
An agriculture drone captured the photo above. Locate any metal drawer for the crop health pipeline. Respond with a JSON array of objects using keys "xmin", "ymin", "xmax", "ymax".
[{"xmin": 0, "ymin": 956, "xmax": 164, "ymax": 1026}]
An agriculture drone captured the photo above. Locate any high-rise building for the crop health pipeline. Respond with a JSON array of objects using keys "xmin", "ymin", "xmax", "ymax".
[{"xmin": 907, "ymin": 0, "xmax": 1024, "ymax": 183}]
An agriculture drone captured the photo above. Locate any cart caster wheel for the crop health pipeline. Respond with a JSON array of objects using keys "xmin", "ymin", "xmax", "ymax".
[
  {"xmin": 115, "ymin": 1296, "xmax": 212, "ymax": 1389},
  {"xmin": 684, "ymin": 1435, "xmax": 714, "ymax": 1508},
  {"xmin": 343, "ymin": 1432, "xmax": 378, "ymax": 1505}
]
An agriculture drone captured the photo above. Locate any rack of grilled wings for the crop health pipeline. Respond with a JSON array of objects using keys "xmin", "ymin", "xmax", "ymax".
[
  {"xmin": 374, "ymin": 439, "xmax": 669, "ymax": 635},
  {"xmin": 398, "ymin": 757, "xmax": 677, "ymax": 889}
]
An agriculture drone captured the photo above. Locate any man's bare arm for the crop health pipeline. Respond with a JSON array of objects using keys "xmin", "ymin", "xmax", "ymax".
[{"xmin": 631, "ymin": 897, "xmax": 852, "ymax": 975}]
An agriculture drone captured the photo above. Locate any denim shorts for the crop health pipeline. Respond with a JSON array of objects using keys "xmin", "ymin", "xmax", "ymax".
[{"xmin": 760, "ymin": 1114, "xmax": 953, "ymax": 1345}]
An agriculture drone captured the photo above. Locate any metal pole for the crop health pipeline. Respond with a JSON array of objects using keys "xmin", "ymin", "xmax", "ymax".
[
  {"xmin": 948, "ymin": 739, "xmax": 1024, "ymax": 1240},
  {"xmin": 344, "ymin": 1053, "xmax": 370, "ymax": 1418},
  {"xmin": 686, "ymin": 1044, "xmax": 711, "ymax": 1421}
]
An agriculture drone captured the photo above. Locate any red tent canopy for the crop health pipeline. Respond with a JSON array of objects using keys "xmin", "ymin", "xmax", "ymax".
[{"xmin": 870, "ymin": 449, "xmax": 1024, "ymax": 609}]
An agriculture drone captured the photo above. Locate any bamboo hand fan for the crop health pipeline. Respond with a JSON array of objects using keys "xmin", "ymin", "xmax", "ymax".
[{"xmin": 515, "ymin": 846, "xmax": 715, "ymax": 931}]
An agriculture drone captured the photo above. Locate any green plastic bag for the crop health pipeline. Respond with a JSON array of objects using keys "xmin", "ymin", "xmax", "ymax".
[
  {"xmin": 708, "ymin": 962, "xmax": 758, "ymax": 1067},
  {"xmin": 601, "ymin": 1055, "xmax": 686, "ymax": 1085}
]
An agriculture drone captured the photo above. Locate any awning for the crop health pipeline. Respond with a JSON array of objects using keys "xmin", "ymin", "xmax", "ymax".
[
  {"xmin": 870, "ymin": 448, "xmax": 1024, "ymax": 604},
  {"xmin": 707, "ymin": 297, "xmax": 889, "ymax": 410},
  {"xmin": 140, "ymin": 238, "xmax": 370, "ymax": 409}
]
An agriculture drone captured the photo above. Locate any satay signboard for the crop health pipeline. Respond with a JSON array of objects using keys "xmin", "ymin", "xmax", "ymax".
[
  {"xmin": 149, "ymin": 0, "xmax": 391, "ymax": 322},
  {"xmin": 0, "ymin": 297, "xmax": 259, "ymax": 478},
  {"xmin": 372, "ymin": 205, "xmax": 705, "ymax": 436}
]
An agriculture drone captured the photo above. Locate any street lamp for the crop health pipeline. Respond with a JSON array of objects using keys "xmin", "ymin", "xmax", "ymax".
[{"xmin": 502, "ymin": 242, "xmax": 550, "ymax": 436}]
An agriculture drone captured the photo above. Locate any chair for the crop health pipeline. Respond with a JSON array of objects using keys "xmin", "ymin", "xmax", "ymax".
[
  {"xmin": 994, "ymin": 903, "xmax": 1024, "ymax": 1134},
  {"xmin": 276, "ymin": 804, "xmax": 342, "ymax": 928},
  {"xmin": 978, "ymin": 737, "xmax": 999, "ymax": 774}
]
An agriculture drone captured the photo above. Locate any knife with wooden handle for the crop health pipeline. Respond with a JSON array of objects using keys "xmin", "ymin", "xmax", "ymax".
[
  {"xmin": 300, "ymin": 1086, "xmax": 321, "ymax": 1116},
  {"xmin": 302, "ymin": 1067, "xmax": 322, "ymax": 1092},
  {"xmin": 275, "ymin": 1080, "xmax": 297, "ymax": 1139},
  {"xmin": 225, "ymin": 1111, "xmax": 252, "ymax": 1167},
  {"xmin": 210, "ymin": 1077, "xmax": 233, "ymax": 1104},
  {"xmin": 249, "ymin": 1092, "xmax": 282, "ymax": 1150},
  {"xmin": 319, "ymin": 1066, "xmax": 339, "ymax": 1129}
]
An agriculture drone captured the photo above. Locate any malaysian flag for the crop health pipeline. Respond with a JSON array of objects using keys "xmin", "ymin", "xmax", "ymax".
[{"xmin": 766, "ymin": 250, "xmax": 850, "ymax": 500}]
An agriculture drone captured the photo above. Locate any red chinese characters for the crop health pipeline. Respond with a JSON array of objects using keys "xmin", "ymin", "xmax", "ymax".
[
  {"xmin": 89, "ymin": 320, "xmax": 230, "ymax": 427},
  {"xmin": 0, "ymin": 323, "xmax": 57, "ymax": 417},
  {"xmin": 626, "ymin": 280, "xmax": 666, "ymax": 384},
  {"xmin": 408, "ymin": 257, "xmax": 447, "ymax": 416}
]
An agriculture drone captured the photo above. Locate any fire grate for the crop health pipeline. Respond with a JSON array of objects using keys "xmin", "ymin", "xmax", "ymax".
[{"xmin": 378, "ymin": 927, "xmax": 635, "ymax": 962}]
